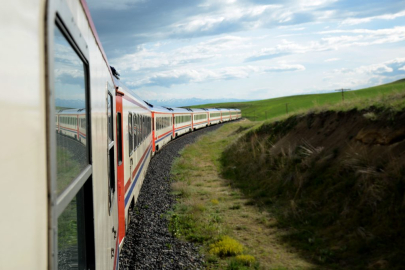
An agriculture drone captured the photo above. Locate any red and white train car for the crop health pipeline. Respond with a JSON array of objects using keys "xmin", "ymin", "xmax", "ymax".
[
  {"xmin": 173, "ymin": 108, "xmax": 193, "ymax": 138},
  {"xmin": 151, "ymin": 105, "xmax": 175, "ymax": 152},
  {"xmin": 1, "ymin": 0, "xmax": 121, "ymax": 269},
  {"xmin": 0, "ymin": 0, "xmax": 242, "ymax": 269},
  {"xmin": 115, "ymin": 83, "xmax": 153, "ymax": 246},
  {"xmin": 207, "ymin": 108, "xmax": 222, "ymax": 125},
  {"xmin": 219, "ymin": 108, "xmax": 232, "ymax": 122},
  {"xmin": 192, "ymin": 108, "xmax": 209, "ymax": 130},
  {"xmin": 56, "ymin": 108, "xmax": 87, "ymax": 144},
  {"xmin": 229, "ymin": 108, "xmax": 241, "ymax": 120}
]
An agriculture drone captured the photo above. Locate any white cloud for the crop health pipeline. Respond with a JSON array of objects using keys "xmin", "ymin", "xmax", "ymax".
[
  {"xmin": 263, "ymin": 64, "xmax": 306, "ymax": 72},
  {"xmin": 325, "ymin": 58, "xmax": 339, "ymax": 62},
  {"xmin": 321, "ymin": 58, "xmax": 405, "ymax": 91},
  {"xmin": 332, "ymin": 58, "xmax": 405, "ymax": 75},
  {"xmin": 168, "ymin": 4, "xmax": 283, "ymax": 37},
  {"xmin": 126, "ymin": 63, "xmax": 305, "ymax": 88},
  {"xmin": 116, "ymin": 35, "xmax": 252, "ymax": 71},
  {"xmin": 298, "ymin": 0, "xmax": 338, "ymax": 8},
  {"xmin": 341, "ymin": 10, "xmax": 405, "ymax": 25},
  {"xmin": 246, "ymin": 27, "xmax": 405, "ymax": 62}
]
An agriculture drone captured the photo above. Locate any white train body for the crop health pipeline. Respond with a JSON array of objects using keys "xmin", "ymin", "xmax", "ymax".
[
  {"xmin": 152, "ymin": 106, "xmax": 175, "ymax": 152},
  {"xmin": 0, "ymin": 0, "xmax": 241, "ymax": 269},
  {"xmin": 192, "ymin": 108, "xmax": 209, "ymax": 130},
  {"xmin": 230, "ymin": 108, "xmax": 241, "ymax": 120},
  {"xmin": 118, "ymin": 85, "xmax": 153, "ymax": 244},
  {"xmin": 208, "ymin": 108, "xmax": 222, "ymax": 125},
  {"xmin": 173, "ymin": 108, "xmax": 193, "ymax": 137},
  {"xmin": 219, "ymin": 108, "xmax": 232, "ymax": 122}
]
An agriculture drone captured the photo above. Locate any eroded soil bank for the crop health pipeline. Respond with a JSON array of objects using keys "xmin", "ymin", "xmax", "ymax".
[{"xmin": 222, "ymin": 108, "xmax": 405, "ymax": 269}]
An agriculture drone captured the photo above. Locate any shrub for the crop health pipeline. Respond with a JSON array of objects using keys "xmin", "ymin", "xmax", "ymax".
[
  {"xmin": 211, "ymin": 199, "xmax": 219, "ymax": 205},
  {"xmin": 235, "ymin": 254, "xmax": 256, "ymax": 266},
  {"xmin": 209, "ymin": 236, "xmax": 243, "ymax": 257}
]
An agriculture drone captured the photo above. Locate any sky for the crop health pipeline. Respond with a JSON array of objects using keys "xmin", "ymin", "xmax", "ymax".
[{"xmin": 86, "ymin": 0, "xmax": 405, "ymax": 102}]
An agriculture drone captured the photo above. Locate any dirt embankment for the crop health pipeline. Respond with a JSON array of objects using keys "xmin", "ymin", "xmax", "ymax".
[
  {"xmin": 222, "ymin": 108, "xmax": 405, "ymax": 269},
  {"xmin": 270, "ymin": 109, "xmax": 405, "ymax": 161}
]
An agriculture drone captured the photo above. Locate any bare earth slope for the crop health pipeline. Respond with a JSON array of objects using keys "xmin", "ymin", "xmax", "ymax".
[{"xmin": 222, "ymin": 108, "xmax": 405, "ymax": 269}]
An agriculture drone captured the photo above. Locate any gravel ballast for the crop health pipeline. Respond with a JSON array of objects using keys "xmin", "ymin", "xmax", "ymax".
[{"xmin": 119, "ymin": 124, "xmax": 224, "ymax": 270}]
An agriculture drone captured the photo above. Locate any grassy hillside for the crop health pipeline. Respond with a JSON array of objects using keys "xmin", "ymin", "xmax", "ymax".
[
  {"xmin": 170, "ymin": 122, "xmax": 316, "ymax": 269},
  {"xmin": 192, "ymin": 79, "xmax": 405, "ymax": 121},
  {"xmin": 221, "ymin": 92, "xmax": 405, "ymax": 269}
]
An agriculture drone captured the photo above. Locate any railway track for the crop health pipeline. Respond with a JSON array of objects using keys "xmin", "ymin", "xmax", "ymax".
[{"xmin": 119, "ymin": 123, "xmax": 225, "ymax": 269}]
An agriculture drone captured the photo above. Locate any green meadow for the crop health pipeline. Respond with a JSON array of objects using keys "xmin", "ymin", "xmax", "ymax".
[{"xmin": 192, "ymin": 79, "xmax": 405, "ymax": 121}]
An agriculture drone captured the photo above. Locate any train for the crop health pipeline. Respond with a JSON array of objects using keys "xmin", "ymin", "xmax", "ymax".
[{"xmin": 0, "ymin": 0, "xmax": 241, "ymax": 269}]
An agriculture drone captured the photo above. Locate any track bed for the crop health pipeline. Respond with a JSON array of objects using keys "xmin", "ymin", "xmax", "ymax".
[{"xmin": 119, "ymin": 123, "xmax": 224, "ymax": 269}]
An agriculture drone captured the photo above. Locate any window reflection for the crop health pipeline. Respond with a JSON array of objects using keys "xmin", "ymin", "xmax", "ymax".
[
  {"xmin": 58, "ymin": 189, "xmax": 86, "ymax": 269},
  {"xmin": 107, "ymin": 94, "xmax": 113, "ymax": 144},
  {"xmin": 54, "ymin": 26, "xmax": 88, "ymax": 196}
]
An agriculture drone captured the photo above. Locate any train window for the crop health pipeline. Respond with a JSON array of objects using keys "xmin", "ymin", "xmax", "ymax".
[
  {"xmin": 117, "ymin": 112, "xmax": 122, "ymax": 165},
  {"xmin": 136, "ymin": 115, "xmax": 139, "ymax": 143},
  {"xmin": 128, "ymin": 113, "xmax": 133, "ymax": 155},
  {"xmin": 142, "ymin": 115, "xmax": 145, "ymax": 141},
  {"xmin": 52, "ymin": 19, "xmax": 94, "ymax": 270},
  {"xmin": 135, "ymin": 114, "xmax": 138, "ymax": 146},
  {"xmin": 107, "ymin": 93, "xmax": 113, "ymax": 144},
  {"xmin": 136, "ymin": 115, "xmax": 140, "ymax": 144},
  {"xmin": 142, "ymin": 116, "xmax": 145, "ymax": 141},
  {"xmin": 132, "ymin": 114, "xmax": 136, "ymax": 149},
  {"xmin": 58, "ymin": 188, "xmax": 85, "ymax": 268},
  {"xmin": 54, "ymin": 25, "xmax": 88, "ymax": 196},
  {"xmin": 107, "ymin": 90, "xmax": 115, "ymax": 215}
]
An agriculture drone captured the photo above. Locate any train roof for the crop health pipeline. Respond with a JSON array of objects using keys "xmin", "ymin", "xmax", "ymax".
[
  {"xmin": 171, "ymin": 107, "xmax": 193, "ymax": 114},
  {"xmin": 114, "ymin": 79, "xmax": 153, "ymax": 111},
  {"xmin": 205, "ymin": 108, "xmax": 221, "ymax": 112},
  {"xmin": 148, "ymin": 105, "xmax": 194, "ymax": 114},
  {"xmin": 189, "ymin": 108, "xmax": 207, "ymax": 113},
  {"xmin": 150, "ymin": 105, "xmax": 175, "ymax": 113}
]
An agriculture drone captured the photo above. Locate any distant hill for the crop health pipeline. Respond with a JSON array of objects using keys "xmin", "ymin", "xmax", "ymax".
[
  {"xmin": 145, "ymin": 98, "xmax": 249, "ymax": 107},
  {"xmin": 192, "ymin": 78, "xmax": 405, "ymax": 121}
]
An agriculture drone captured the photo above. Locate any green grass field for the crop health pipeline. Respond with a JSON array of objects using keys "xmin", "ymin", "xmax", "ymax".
[{"xmin": 192, "ymin": 79, "xmax": 405, "ymax": 121}]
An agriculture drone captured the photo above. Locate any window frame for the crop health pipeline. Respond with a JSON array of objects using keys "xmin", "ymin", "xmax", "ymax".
[
  {"xmin": 46, "ymin": 2, "xmax": 94, "ymax": 268},
  {"xmin": 52, "ymin": 16, "xmax": 92, "ymax": 217},
  {"xmin": 107, "ymin": 89, "xmax": 115, "ymax": 215},
  {"xmin": 128, "ymin": 112, "xmax": 133, "ymax": 156}
]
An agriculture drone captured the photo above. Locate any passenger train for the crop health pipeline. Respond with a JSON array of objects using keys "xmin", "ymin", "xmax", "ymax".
[{"xmin": 0, "ymin": 0, "xmax": 241, "ymax": 269}]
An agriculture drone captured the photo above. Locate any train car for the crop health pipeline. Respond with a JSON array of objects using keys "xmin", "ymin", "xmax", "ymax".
[
  {"xmin": 229, "ymin": 109, "xmax": 240, "ymax": 121},
  {"xmin": 236, "ymin": 109, "xmax": 242, "ymax": 119},
  {"xmin": 1, "ymin": 0, "xmax": 121, "ymax": 269},
  {"xmin": 0, "ymin": 0, "xmax": 242, "ymax": 269},
  {"xmin": 220, "ymin": 108, "xmax": 232, "ymax": 122},
  {"xmin": 151, "ymin": 105, "xmax": 174, "ymax": 152},
  {"xmin": 207, "ymin": 108, "xmax": 222, "ymax": 125},
  {"xmin": 56, "ymin": 108, "xmax": 87, "ymax": 145},
  {"xmin": 192, "ymin": 108, "xmax": 209, "ymax": 130},
  {"xmin": 116, "ymin": 83, "xmax": 153, "ymax": 246},
  {"xmin": 173, "ymin": 108, "xmax": 193, "ymax": 137}
]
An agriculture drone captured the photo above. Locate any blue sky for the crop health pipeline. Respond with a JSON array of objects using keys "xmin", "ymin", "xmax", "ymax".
[{"xmin": 87, "ymin": 0, "xmax": 405, "ymax": 101}]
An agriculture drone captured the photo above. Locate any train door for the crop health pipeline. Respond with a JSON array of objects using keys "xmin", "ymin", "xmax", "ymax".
[
  {"xmin": 116, "ymin": 91, "xmax": 126, "ymax": 245},
  {"xmin": 47, "ymin": 2, "xmax": 95, "ymax": 269},
  {"xmin": 107, "ymin": 85, "xmax": 119, "ymax": 267}
]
